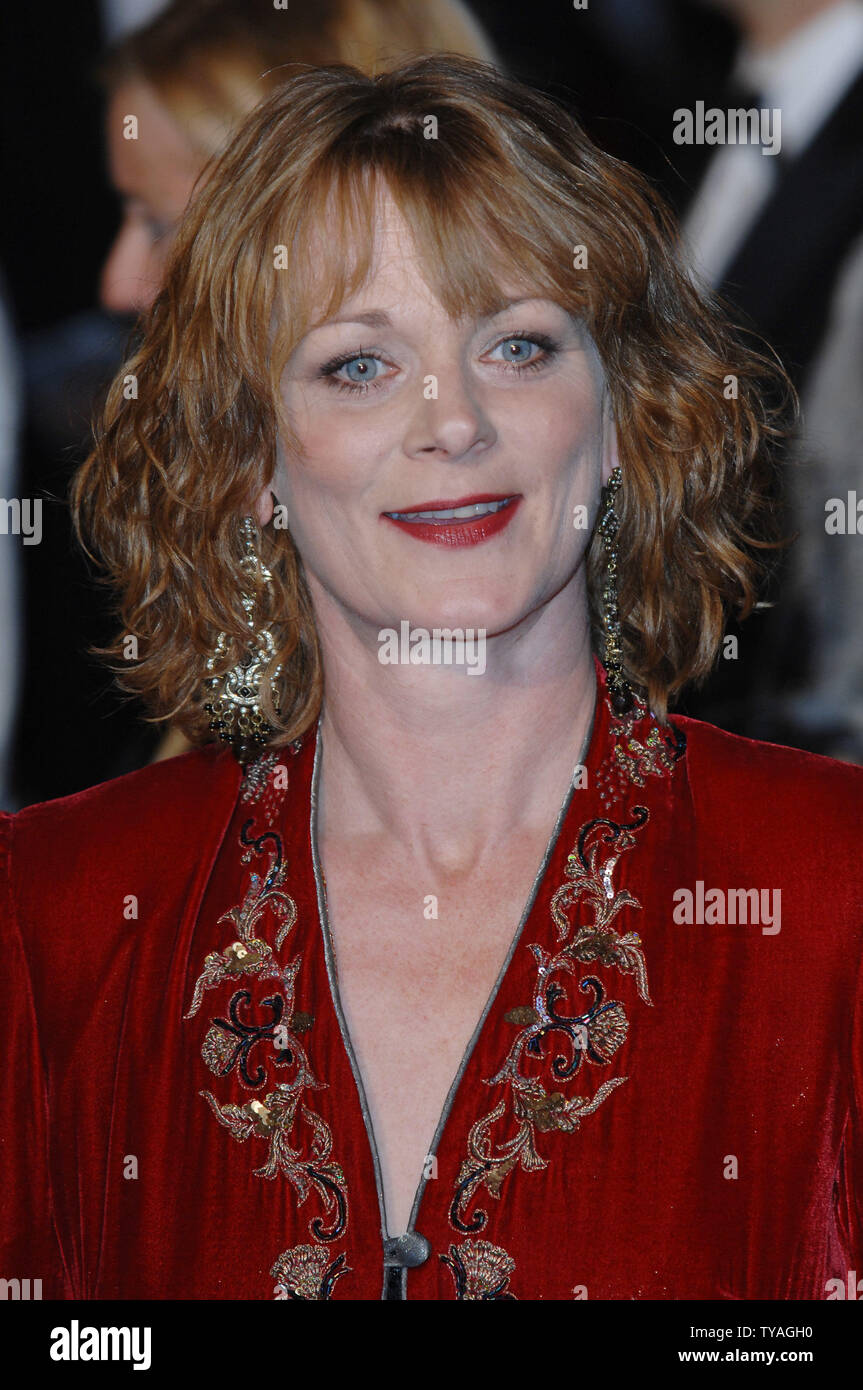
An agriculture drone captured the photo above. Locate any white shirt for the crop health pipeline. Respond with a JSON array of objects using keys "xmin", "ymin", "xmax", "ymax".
[
  {"xmin": 100, "ymin": 0, "xmax": 167, "ymax": 42},
  {"xmin": 683, "ymin": 0, "xmax": 863, "ymax": 287}
]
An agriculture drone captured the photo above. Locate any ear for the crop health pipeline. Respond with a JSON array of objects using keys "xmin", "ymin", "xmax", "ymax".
[
  {"xmin": 252, "ymin": 486, "xmax": 274, "ymax": 526},
  {"xmin": 252, "ymin": 429, "xmax": 289, "ymax": 526}
]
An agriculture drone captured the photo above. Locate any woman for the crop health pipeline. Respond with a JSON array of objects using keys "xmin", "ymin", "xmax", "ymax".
[{"xmin": 2, "ymin": 55, "xmax": 861, "ymax": 1301}]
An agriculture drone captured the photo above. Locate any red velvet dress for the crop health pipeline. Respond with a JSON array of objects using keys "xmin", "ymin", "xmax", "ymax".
[{"xmin": 2, "ymin": 661, "xmax": 862, "ymax": 1300}]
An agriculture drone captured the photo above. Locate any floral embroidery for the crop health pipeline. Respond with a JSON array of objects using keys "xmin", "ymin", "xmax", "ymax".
[
  {"xmin": 550, "ymin": 808, "xmax": 654, "ymax": 1004},
  {"xmin": 596, "ymin": 691, "xmax": 686, "ymax": 809},
  {"xmin": 271, "ymin": 1244, "xmax": 351, "ymax": 1300},
  {"xmin": 440, "ymin": 1240, "xmax": 517, "ymax": 1299},
  {"xmin": 449, "ymin": 692, "xmax": 685, "ymax": 1240},
  {"xmin": 201, "ymin": 986, "xmax": 294, "ymax": 1089},
  {"xmin": 184, "ymin": 823, "xmax": 296, "ymax": 1018},
  {"xmin": 187, "ymin": 745, "xmax": 350, "ymax": 1291},
  {"xmin": 200, "ymin": 1039, "xmax": 348, "ymax": 1240},
  {"xmin": 241, "ymin": 748, "xmax": 283, "ymax": 805}
]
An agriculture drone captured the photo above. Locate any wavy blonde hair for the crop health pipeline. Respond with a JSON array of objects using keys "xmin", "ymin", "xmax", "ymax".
[{"xmin": 72, "ymin": 54, "xmax": 792, "ymax": 748}]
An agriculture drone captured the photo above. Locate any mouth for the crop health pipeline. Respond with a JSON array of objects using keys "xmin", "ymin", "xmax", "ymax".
[{"xmin": 381, "ymin": 493, "xmax": 521, "ymax": 547}]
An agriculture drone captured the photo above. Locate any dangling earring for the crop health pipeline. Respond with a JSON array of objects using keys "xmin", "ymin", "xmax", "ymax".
[
  {"xmin": 204, "ymin": 514, "xmax": 282, "ymax": 764},
  {"xmin": 597, "ymin": 466, "xmax": 634, "ymax": 715}
]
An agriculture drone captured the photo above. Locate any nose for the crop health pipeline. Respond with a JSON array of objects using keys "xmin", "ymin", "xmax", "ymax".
[
  {"xmin": 402, "ymin": 361, "xmax": 495, "ymax": 462},
  {"xmin": 99, "ymin": 220, "xmax": 160, "ymax": 315}
]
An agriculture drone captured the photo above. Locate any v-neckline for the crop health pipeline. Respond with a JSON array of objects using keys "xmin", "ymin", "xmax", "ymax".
[{"xmin": 307, "ymin": 680, "xmax": 600, "ymax": 1273}]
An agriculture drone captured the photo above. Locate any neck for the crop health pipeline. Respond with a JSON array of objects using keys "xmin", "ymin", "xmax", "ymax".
[{"xmin": 312, "ymin": 575, "xmax": 597, "ymax": 875}]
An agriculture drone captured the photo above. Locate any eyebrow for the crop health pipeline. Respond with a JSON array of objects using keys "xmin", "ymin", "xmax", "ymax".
[
  {"xmin": 309, "ymin": 297, "xmax": 546, "ymax": 333},
  {"xmin": 316, "ymin": 309, "xmax": 393, "ymax": 329}
]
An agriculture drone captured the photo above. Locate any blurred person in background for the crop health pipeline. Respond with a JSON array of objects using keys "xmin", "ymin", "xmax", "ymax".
[
  {"xmin": 12, "ymin": 0, "xmax": 499, "ymax": 802},
  {"xmin": 779, "ymin": 231, "xmax": 863, "ymax": 760},
  {"xmin": 680, "ymin": 0, "xmax": 863, "ymax": 760}
]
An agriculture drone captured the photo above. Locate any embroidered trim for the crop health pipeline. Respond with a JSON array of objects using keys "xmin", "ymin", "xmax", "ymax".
[
  {"xmin": 240, "ymin": 740, "xmax": 303, "ymax": 807},
  {"xmin": 596, "ymin": 691, "xmax": 686, "ymax": 809},
  {"xmin": 448, "ymin": 691, "xmax": 685, "ymax": 1240},
  {"xmin": 186, "ymin": 747, "xmax": 350, "ymax": 1293},
  {"xmin": 271, "ymin": 1244, "xmax": 351, "ymax": 1300},
  {"xmin": 551, "ymin": 808, "xmax": 653, "ymax": 1004},
  {"xmin": 241, "ymin": 749, "xmax": 281, "ymax": 804},
  {"xmin": 184, "ymin": 822, "xmax": 297, "ymax": 1019},
  {"xmin": 201, "ymin": 987, "xmax": 294, "ymax": 1088},
  {"xmin": 440, "ymin": 1240, "xmax": 517, "ymax": 1299}
]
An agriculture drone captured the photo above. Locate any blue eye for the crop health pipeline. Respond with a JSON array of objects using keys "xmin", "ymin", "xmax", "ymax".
[
  {"xmin": 498, "ymin": 338, "xmax": 535, "ymax": 361},
  {"xmin": 320, "ymin": 348, "xmax": 389, "ymax": 394},
  {"xmin": 491, "ymin": 334, "xmax": 556, "ymax": 370},
  {"xmin": 341, "ymin": 355, "xmax": 382, "ymax": 384}
]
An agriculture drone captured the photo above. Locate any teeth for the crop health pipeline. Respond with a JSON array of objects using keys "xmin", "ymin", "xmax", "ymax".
[{"xmin": 389, "ymin": 498, "xmax": 512, "ymax": 522}]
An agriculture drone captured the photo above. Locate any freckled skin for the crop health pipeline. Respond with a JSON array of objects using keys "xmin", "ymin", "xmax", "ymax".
[{"xmin": 259, "ymin": 191, "xmax": 616, "ymax": 645}]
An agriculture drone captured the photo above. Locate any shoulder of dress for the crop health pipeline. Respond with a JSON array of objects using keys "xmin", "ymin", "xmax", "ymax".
[
  {"xmin": 1, "ymin": 744, "xmax": 242, "ymax": 894},
  {"xmin": 670, "ymin": 712, "xmax": 863, "ymax": 821}
]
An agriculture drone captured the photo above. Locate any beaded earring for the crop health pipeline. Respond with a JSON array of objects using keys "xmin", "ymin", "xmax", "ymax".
[
  {"xmin": 204, "ymin": 515, "xmax": 282, "ymax": 764},
  {"xmin": 596, "ymin": 466, "xmax": 634, "ymax": 715}
]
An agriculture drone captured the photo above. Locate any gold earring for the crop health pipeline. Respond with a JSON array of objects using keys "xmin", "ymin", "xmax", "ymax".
[{"xmin": 204, "ymin": 515, "xmax": 281, "ymax": 763}]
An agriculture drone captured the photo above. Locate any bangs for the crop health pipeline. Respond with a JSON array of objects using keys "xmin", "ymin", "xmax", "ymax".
[{"xmin": 273, "ymin": 131, "xmax": 593, "ymax": 352}]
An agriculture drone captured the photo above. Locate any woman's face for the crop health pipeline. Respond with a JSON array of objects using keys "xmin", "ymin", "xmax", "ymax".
[
  {"xmin": 267, "ymin": 190, "xmax": 617, "ymax": 643},
  {"xmin": 100, "ymin": 80, "xmax": 203, "ymax": 314}
]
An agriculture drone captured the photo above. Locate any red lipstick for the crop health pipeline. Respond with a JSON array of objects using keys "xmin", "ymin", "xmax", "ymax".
[{"xmin": 381, "ymin": 493, "xmax": 521, "ymax": 548}]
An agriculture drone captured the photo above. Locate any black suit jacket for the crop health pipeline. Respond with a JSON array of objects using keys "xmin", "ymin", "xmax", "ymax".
[{"xmin": 717, "ymin": 65, "xmax": 863, "ymax": 391}]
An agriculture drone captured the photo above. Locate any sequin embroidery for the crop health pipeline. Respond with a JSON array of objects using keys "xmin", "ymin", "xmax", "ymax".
[
  {"xmin": 186, "ymin": 744, "xmax": 350, "ymax": 1293},
  {"xmin": 440, "ymin": 1240, "xmax": 517, "ymax": 1299},
  {"xmin": 448, "ymin": 690, "xmax": 685, "ymax": 1246},
  {"xmin": 271, "ymin": 1244, "xmax": 351, "ymax": 1300}
]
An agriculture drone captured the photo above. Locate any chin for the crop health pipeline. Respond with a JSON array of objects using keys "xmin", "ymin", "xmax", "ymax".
[{"xmin": 387, "ymin": 587, "xmax": 527, "ymax": 637}]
